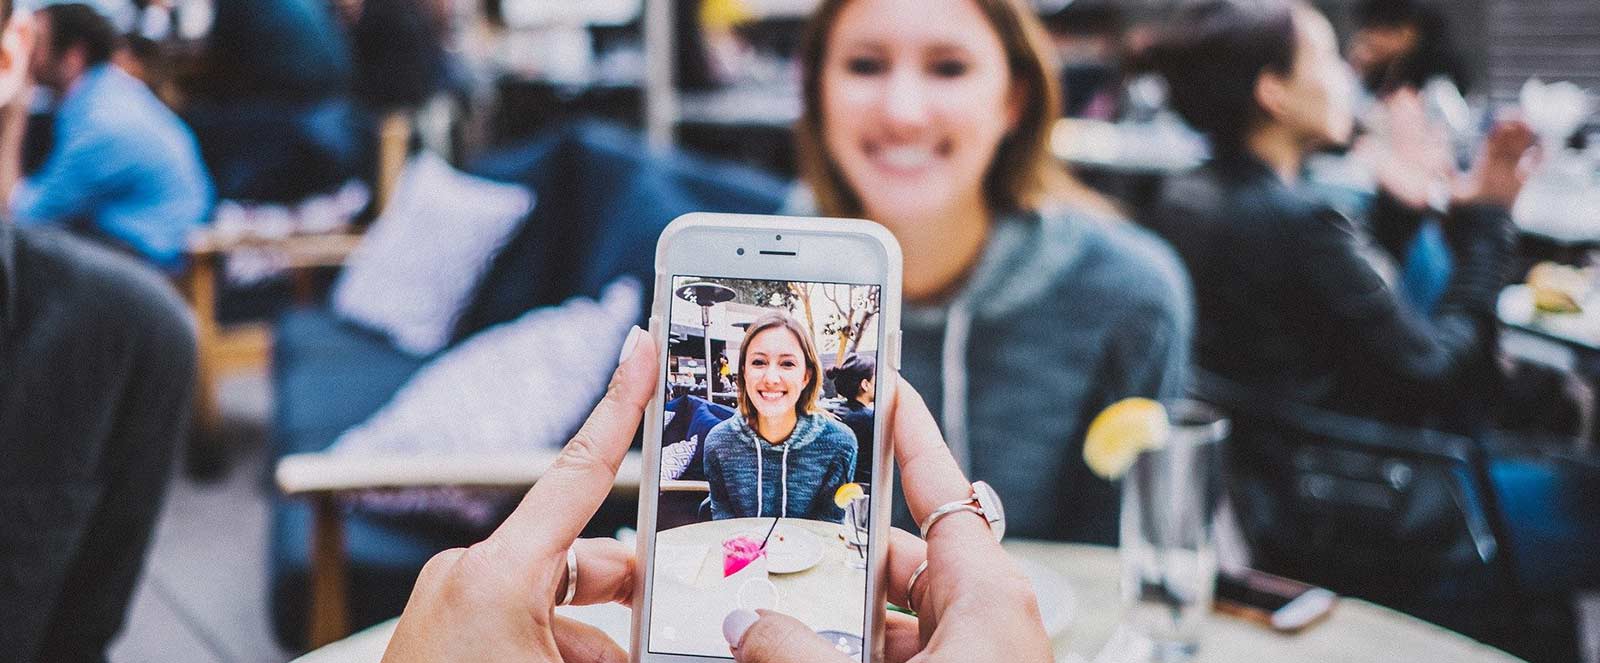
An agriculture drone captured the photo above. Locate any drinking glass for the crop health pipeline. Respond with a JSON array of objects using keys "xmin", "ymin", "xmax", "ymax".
[
  {"xmin": 841, "ymin": 494, "xmax": 870, "ymax": 570},
  {"xmin": 1119, "ymin": 400, "xmax": 1229, "ymax": 662}
]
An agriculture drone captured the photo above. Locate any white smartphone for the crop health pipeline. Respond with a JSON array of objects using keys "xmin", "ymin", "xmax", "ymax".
[{"xmin": 632, "ymin": 213, "xmax": 903, "ymax": 663}]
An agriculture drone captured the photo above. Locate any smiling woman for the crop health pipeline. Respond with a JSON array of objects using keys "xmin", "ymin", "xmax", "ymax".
[
  {"xmin": 702, "ymin": 310, "xmax": 859, "ymax": 522},
  {"xmin": 789, "ymin": 0, "xmax": 1193, "ymax": 544}
]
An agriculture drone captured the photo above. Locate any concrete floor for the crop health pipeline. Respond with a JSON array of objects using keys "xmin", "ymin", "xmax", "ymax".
[{"xmin": 108, "ymin": 372, "xmax": 293, "ymax": 663}]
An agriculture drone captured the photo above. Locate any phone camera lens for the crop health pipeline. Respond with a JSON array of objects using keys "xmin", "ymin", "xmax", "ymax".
[
  {"xmin": 736, "ymin": 248, "xmax": 745, "ymax": 256},
  {"xmin": 775, "ymin": 234, "xmax": 782, "ymax": 241}
]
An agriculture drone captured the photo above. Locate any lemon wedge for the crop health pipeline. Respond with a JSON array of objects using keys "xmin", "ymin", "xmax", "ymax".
[
  {"xmin": 1083, "ymin": 398, "xmax": 1170, "ymax": 480},
  {"xmin": 834, "ymin": 482, "xmax": 865, "ymax": 508}
]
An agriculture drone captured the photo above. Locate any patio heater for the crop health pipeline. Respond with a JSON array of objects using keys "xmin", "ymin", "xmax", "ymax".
[{"xmin": 674, "ymin": 282, "xmax": 736, "ymax": 402}]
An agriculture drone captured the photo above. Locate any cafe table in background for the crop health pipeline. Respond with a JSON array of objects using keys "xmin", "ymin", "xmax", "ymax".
[{"xmin": 293, "ymin": 541, "xmax": 1522, "ymax": 663}]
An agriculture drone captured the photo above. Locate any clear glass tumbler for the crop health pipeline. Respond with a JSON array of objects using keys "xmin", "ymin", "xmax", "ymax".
[
  {"xmin": 842, "ymin": 495, "xmax": 870, "ymax": 570},
  {"xmin": 1118, "ymin": 400, "xmax": 1229, "ymax": 662}
]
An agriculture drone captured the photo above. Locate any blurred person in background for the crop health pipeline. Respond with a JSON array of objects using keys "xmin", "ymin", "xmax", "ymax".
[
  {"xmin": 1144, "ymin": 4, "xmax": 1599, "ymax": 658},
  {"xmin": 826, "ymin": 352, "xmax": 875, "ymax": 484},
  {"xmin": 1340, "ymin": 0, "xmax": 1475, "ymax": 315},
  {"xmin": 793, "ymin": 0, "xmax": 1191, "ymax": 543},
  {"xmin": 339, "ymin": 0, "xmax": 452, "ymax": 112},
  {"xmin": 11, "ymin": 1, "xmax": 211, "ymax": 271},
  {"xmin": 0, "ymin": 0, "xmax": 198, "ymax": 659},
  {"xmin": 1144, "ymin": 0, "xmax": 1531, "ymax": 432},
  {"xmin": 1348, "ymin": 0, "xmax": 1471, "ymax": 101},
  {"xmin": 183, "ymin": 0, "xmax": 361, "ymax": 202}
]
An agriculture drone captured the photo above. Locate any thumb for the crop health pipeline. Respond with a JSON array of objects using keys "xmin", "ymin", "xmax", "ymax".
[{"xmin": 724, "ymin": 609, "xmax": 854, "ymax": 663}]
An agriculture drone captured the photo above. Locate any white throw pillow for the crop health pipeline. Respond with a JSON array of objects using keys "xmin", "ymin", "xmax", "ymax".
[
  {"xmin": 332, "ymin": 278, "xmax": 643, "ymax": 459},
  {"xmin": 332, "ymin": 151, "xmax": 534, "ymax": 356}
]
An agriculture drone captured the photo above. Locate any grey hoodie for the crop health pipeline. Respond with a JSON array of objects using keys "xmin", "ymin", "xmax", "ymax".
[
  {"xmin": 703, "ymin": 412, "xmax": 858, "ymax": 521},
  {"xmin": 898, "ymin": 208, "xmax": 1192, "ymax": 543}
]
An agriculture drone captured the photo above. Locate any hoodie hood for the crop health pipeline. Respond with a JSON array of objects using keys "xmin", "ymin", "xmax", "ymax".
[
  {"xmin": 903, "ymin": 209, "xmax": 1103, "ymax": 471},
  {"xmin": 727, "ymin": 411, "xmax": 831, "ymax": 452}
]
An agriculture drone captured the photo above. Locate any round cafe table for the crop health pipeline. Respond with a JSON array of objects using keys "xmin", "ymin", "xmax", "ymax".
[
  {"xmin": 292, "ymin": 542, "xmax": 1523, "ymax": 663},
  {"xmin": 647, "ymin": 517, "xmax": 867, "ymax": 658}
]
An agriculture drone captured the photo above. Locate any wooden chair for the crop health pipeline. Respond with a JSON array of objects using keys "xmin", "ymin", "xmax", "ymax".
[
  {"xmin": 274, "ymin": 449, "xmax": 645, "ymax": 647},
  {"xmin": 181, "ymin": 111, "xmax": 414, "ymax": 470}
]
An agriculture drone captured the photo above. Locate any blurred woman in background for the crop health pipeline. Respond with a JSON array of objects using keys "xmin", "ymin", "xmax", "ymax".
[
  {"xmin": 792, "ymin": 0, "xmax": 1191, "ymax": 543},
  {"xmin": 1145, "ymin": 0, "xmax": 1530, "ymax": 430}
]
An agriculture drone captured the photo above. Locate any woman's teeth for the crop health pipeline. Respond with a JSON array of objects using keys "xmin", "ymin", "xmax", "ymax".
[{"xmin": 875, "ymin": 145, "xmax": 936, "ymax": 170}]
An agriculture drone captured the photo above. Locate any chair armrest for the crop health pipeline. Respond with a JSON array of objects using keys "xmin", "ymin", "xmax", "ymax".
[
  {"xmin": 660, "ymin": 479, "xmax": 709, "ymax": 493},
  {"xmin": 188, "ymin": 229, "xmax": 365, "ymax": 270},
  {"xmin": 275, "ymin": 450, "xmax": 645, "ymax": 496}
]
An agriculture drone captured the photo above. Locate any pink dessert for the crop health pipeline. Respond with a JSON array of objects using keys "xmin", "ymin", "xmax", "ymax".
[{"xmin": 722, "ymin": 535, "xmax": 767, "ymax": 577}]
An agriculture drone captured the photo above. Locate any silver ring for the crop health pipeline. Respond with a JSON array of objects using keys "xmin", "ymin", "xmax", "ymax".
[
  {"xmin": 917, "ymin": 481, "xmax": 1006, "ymax": 542},
  {"xmin": 917, "ymin": 504, "xmax": 982, "ymax": 539},
  {"xmin": 906, "ymin": 559, "xmax": 929, "ymax": 612},
  {"xmin": 558, "ymin": 546, "xmax": 578, "ymax": 606}
]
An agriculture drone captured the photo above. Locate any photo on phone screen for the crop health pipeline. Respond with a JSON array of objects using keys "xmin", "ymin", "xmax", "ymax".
[{"xmin": 648, "ymin": 275, "xmax": 882, "ymax": 660}]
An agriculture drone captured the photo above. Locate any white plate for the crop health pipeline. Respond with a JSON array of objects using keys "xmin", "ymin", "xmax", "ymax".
[
  {"xmin": 747, "ymin": 524, "xmax": 826, "ymax": 574},
  {"xmin": 1017, "ymin": 557, "xmax": 1077, "ymax": 637}
]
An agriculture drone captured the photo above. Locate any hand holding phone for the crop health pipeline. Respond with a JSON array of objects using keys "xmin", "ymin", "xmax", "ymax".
[{"xmin": 723, "ymin": 380, "xmax": 1054, "ymax": 663}]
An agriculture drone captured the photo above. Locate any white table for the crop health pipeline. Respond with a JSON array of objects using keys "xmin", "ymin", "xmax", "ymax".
[
  {"xmin": 647, "ymin": 517, "xmax": 867, "ymax": 658},
  {"xmin": 294, "ymin": 543, "xmax": 1524, "ymax": 663}
]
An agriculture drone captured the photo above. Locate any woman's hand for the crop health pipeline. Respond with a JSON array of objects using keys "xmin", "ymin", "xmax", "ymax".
[
  {"xmin": 381, "ymin": 327, "xmax": 656, "ymax": 663},
  {"xmin": 723, "ymin": 379, "xmax": 1053, "ymax": 663},
  {"xmin": 1356, "ymin": 88, "xmax": 1457, "ymax": 211},
  {"xmin": 1453, "ymin": 117, "xmax": 1538, "ymax": 210}
]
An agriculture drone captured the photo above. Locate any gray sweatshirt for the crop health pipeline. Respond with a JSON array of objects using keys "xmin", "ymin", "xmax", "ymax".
[
  {"xmin": 703, "ymin": 412, "xmax": 858, "ymax": 521},
  {"xmin": 898, "ymin": 207, "xmax": 1192, "ymax": 543}
]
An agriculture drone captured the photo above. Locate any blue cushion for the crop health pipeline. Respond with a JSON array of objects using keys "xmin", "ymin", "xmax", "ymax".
[
  {"xmin": 663, "ymin": 395, "xmax": 736, "ymax": 482},
  {"xmin": 270, "ymin": 309, "xmax": 454, "ymax": 647},
  {"xmin": 452, "ymin": 121, "xmax": 789, "ymax": 342},
  {"xmin": 272, "ymin": 309, "xmax": 429, "ymax": 452}
]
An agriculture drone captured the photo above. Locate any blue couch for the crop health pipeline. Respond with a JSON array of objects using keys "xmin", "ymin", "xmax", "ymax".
[{"xmin": 269, "ymin": 122, "xmax": 788, "ymax": 648}]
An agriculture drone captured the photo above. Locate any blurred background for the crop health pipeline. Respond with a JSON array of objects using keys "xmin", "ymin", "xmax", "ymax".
[{"xmin": 9, "ymin": 0, "xmax": 1594, "ymax": 661}]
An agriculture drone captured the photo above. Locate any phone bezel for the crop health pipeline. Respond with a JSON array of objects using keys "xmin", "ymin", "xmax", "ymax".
[{"xmin": 632, "ymin": 212, "xmax": 903, "ymax": 663}]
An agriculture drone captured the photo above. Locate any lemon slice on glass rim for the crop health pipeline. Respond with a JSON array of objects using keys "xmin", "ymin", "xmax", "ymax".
[
  {"xmin": 834, "ymin": 482, "xmax": 866, "ymax": 508},
  {"xmin": 1083, "ymin": 398, "xmax": 1170, "ymax": 480}
]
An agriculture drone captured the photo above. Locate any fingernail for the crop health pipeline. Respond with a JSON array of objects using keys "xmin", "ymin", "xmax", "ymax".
[
  {"xmin": 722, "ymin": 608, "xmax": 760, "ymax": 648},
  {"xmin": 617, "ymin": 326, "xmax": 643, "ymax": 365}
]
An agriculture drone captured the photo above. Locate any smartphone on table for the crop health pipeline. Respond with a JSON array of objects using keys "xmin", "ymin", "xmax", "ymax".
[
  {"xmin": 631, "ymin": 213, "xmax": 903, "ymax": 662},
  {"xmin": 1214, "ymin": 568, "xmax": 1338, "ymax": 633}
]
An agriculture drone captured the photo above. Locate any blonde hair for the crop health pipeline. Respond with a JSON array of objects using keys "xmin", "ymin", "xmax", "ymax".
[
  {"xmin": 794, "ymin": 0, "xmax": 1117, "ymax": 219},
  {"xmin": 736, "ymin": 311, "xmax": 826, "ymax": 437}
]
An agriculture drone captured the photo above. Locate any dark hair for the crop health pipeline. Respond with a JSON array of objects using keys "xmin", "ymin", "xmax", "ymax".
[
  {"xmin": 40, "ymin": 3, "xmax": 118, "ymax": 66},
  {"xmin": 1144, "ymin": 0, "xmax": 1299, "ymax": 155},
  {"xmin": 1352, "ymin": 0, "xmax": 1470, "ymax": 94},
  {"xmin": 826, "ymin": 353, "xmax": 876, "ymax": 401},
  {"xmin": 1, "ymin": 0, "xmax": 11, "ymax": 28}
]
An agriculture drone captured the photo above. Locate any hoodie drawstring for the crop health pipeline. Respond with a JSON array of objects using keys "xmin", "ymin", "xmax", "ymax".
[
  {"xmin": 941, "ymin": 298, "xmax": 974, "ymax": 474},
  {"xmin": 753, "ymin": 437, "xmax": 792, "ymax": 518}
]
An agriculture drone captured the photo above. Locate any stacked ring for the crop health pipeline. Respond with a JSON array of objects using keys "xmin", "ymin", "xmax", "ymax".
[
  {"xmin": 907, "ymin": 481, "xmax": 1008, "ymax": 612},
  {"xmin": 558, "ymin": 547, "xmax": 578, "ymax": 607}
]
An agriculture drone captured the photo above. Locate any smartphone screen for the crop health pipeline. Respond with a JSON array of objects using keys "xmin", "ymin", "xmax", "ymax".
[{"xmin": 646, "ymin": 274, "xmax": 883, "ymax": 660}]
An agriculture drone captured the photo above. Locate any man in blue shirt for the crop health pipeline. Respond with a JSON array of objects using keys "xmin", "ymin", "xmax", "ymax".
[{"xmin": 11, "ymin": 2, "xmax": 211, "ymax": 270}]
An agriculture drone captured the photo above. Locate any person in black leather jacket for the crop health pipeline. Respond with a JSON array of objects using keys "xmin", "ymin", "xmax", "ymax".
[{"xmin": 1142, "ymin": 0, "xmax": 1535, "ymax": 430}]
